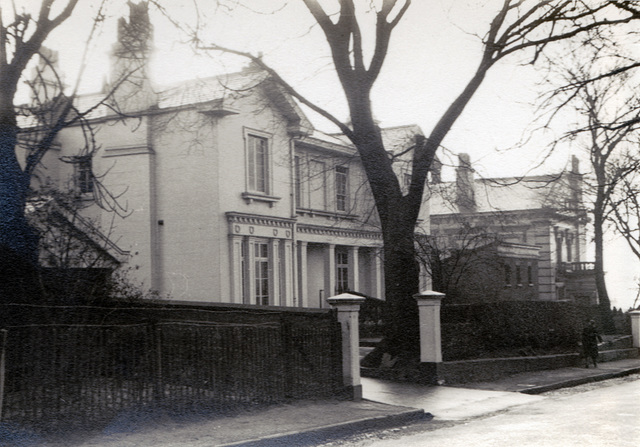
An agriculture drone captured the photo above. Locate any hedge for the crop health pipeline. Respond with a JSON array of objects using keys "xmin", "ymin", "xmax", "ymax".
[{"xmin": 441, "ymin": 301, "xmax": 600, "ymax": 361}]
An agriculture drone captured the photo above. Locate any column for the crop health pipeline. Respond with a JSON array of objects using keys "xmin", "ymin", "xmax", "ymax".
[
  {"xmin": 283, "ymin": 239, "xmax": 294, "ymax": 307},
  {"xmin": 631, "ymin": 311, "xmax": 640, "ymax": 348},
  {"xmin": 247, "ymin": 237, "xmax": 256, "ymax": 305},
  {"xmin": 327, "ymin": 293, "xmax": 366, "ymax": 400},
  {"xmin": 298, "ymin": 241, "xmax": 308, "ymax": 307},
  {"xmin": 229, "ymin": 235, "xmax": 244, "ymax": 304},
  {"xmin": 372, "ymin": 247, "xmax": 384, "ymax": 299},
  {"xmin": 414, "ymin": 290, "xmax": 445, "ymax": 363},
  {"xmin": 270, "ymin": 239, "xmax": 281, "ymax": 306},
  {"xmin": 324, "ymin": 244, "xmax": 336, "ymax": 307},
  {"xmin": 348, "ymin": 246, "xmax": 360, "ymax": 292},
  {"xmin": 536, "ymin": 229, "xmax": 554, "ymax": 300}
]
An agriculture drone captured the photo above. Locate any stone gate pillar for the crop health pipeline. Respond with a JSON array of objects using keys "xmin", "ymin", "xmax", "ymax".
[
  {"xmin": 630, "ymin": 311, "xmax": 640, "ymax": 348},
  {"xmin": 327, "ymin": 293, "xmax": 365, "ymax": 400},
  {"xmin": 414, "ymin": 290, "xmax": 445, "ymax": 384}
]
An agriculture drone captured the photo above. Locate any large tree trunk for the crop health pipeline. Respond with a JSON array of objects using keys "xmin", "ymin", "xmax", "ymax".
[
  {"xmin": 593, "ymin": 186, "xmax": 615, "ymax": 334},
  {"xmin": 381, "ymin": 213, "xmax": 421, "ymax": 357},
  {"xmin": 593, "ymin": 204, "xmax": 615, "ymax": 334},
  {"xmin": 348, "ymin": 109, "xmax": 423, "ymax": 360},
  {"xmin": 0, "ymin": 116, "xmax": 41, "ymax": 305},
  {"xmin": 0, "ymin": 118, "xmax": 37, "ymax": 263}
]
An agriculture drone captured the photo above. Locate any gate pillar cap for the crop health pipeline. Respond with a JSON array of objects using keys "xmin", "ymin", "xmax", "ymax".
[
  {"xmin": 413, "ymin": 290, "xmax": 445, "ymax": 302},
  {"xmin": 327, "ymin": 293, "xmax": 366, "ymax": 307}
]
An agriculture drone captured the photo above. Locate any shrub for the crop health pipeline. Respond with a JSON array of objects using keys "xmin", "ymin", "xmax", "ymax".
[{"xmin": 441, "ymin": 301, "xmax": 596, "ymax": 360}]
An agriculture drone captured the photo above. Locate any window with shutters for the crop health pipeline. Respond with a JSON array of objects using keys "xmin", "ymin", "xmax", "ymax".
[
  {"xmin": 336, "ymin": 166, "xmax": 349, "ymax": 212},
  {"xmin": 247, "ymin": 135, "xmax": 269, "ymax": 194}
]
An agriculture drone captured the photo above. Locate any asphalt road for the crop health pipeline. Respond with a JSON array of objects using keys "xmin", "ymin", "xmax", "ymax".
[{"xmin": 321, "ymin": 374, "xmax": 640, "ymax": 447}]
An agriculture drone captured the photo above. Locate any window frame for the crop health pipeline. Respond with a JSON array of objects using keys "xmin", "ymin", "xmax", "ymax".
[
  {"xmin": 403, "ymin": 172, "xmax": 412, "ymax": 195},
  {"xmin": 75, "ymin": 156, "xmax": 94, "ymax": 195},
  {"xmin": 242, "ymin": 128, "xmax": 280, "ymax": 205},
  {"xmin": 294, "ymin": 155, "xmax": 302, "ymax": 209},
  {"xmin": 244, "ymin": 128, "xmax": 273, "ymax": 193},
  {"xmin": 253, "ymin": 239, "xmax": 270, "ymax": 306},
  {"xmin": 504, "ymin": 263, "xmax": 512, "ymax": 287},
  {"xmin": 335, "ymin": 165, "xmax": 349, "ymax": 212},
  {"xmin": 308, "ymin": 158, "xmax": 327, "ymax": 211},
  {"xmin": 335, "ymin": 248, "xmax": 349, "ymax": 294},
  {"xmin": 247, "ymin": 133, "xmax": 269, "ymax": 194}
]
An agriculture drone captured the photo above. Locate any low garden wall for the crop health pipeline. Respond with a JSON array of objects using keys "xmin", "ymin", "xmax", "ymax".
[{"xmin": 439, "ymin": 353, "xmax": 581, "ymax": 384}]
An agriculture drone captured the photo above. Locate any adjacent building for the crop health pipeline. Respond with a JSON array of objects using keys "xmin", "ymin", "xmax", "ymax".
[{"xmin": 428, "ymin": 153, "xmax": 597, "ymax": 305}]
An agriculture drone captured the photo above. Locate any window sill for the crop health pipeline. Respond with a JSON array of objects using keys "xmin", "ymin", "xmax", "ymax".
[
  {"xmin": 296, "ymin": 208, "xmax": 358, "ymax": 220},
  {"xmin": 242, "ymin": 192, "xmax": 281, "ymax": 207},
  {"xmin": 76, "ymin": 192, "xmax": 94, "ymax": 202}
]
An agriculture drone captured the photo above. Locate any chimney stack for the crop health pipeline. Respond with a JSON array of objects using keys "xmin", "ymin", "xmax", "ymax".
[
  {"xmin": 30, "ymin": 47, "xmax": 63, "ymax": 103},
  {"xmin": 430, "ymin": 157, "xmax": 442, "ymax": 184},
  {"xmin": 569, "ymin": 155, "xmax": 582, "ymax": 210},
  {"xmin": 456, "ymin": 153, "xmax": 476, "ymax": 213},
  {"xmin": 109, "ymin": 1, "xmax": 155, "ymax": 112}
]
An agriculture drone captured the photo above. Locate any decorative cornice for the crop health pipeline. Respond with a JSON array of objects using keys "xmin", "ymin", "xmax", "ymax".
[
  {"xmin": 297, "ymin": 223, "xmax": 382, "ymax": 241},
  {"xmin": 226, "ymin": 212, "xmax": 295, "ymax": 228},
  {"xmin": 296, "ymin": 207, "xmax": 358, "ymax": 221},
  {"xmin": 103, "ymin": 145, "xmax": 152, "ymax": 158}
]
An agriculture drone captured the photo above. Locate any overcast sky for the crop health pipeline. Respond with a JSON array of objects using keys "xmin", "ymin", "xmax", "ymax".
[{"xmin": 14, "ymin": 0, "xmax": 639, "ymax": 309}]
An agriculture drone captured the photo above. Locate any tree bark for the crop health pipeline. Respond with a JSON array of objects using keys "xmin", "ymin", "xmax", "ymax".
[
  {"xmin": 593, "ymin": 184, "xmax": 615, "ymax": 334},
  {"xmin": 295, "ymin": 0, "xmax": 640, "ymax": 359},
  {"xmin": 0, "ymin": 114, "xmax": 37, "ymax": 263},
  {"xmin": 381, "ymin": 213, "xmax": 421, "ymax": 356},
  {"xmin": 0, "ymin": 0, "xmax": 80, "ymax": 264}
]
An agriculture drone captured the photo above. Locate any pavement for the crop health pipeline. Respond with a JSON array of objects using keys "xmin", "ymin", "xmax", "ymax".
[{"xmin": 63, "ymin": 357, "xmax": 640, "ymax": 447}]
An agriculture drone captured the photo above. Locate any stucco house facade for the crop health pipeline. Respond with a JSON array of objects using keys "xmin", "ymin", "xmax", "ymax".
[
  {"xmin": 428, "ymin": 153, "xmax": 597, "ymax": 305},
  {"xmin": 27, "ymin": 3, "xmax": 428, "ymax": 308}
]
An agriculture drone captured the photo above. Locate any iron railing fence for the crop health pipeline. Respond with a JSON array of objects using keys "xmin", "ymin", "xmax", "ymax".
[
  {"xmin": 2, "ymin": 323, "xmax": 155, "ymax": 430},
  {"xmin": 0, "ymin": 311, "xmax": 343, "ymax": 431}
]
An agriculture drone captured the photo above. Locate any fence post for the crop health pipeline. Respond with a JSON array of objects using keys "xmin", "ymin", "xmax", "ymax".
[
  {"xmin": 414, "ymin": 290, "xmax": 445, "ymax": 384},
  {"xmin": 327, "ymin": 293, "xmax": 365, "ymax": 401},
  {"xmin": 151, "ymin": 322, "xmax": 164, "ymax": 403},
  {"xmin": 630, "ymin": 311, "xmax": 640, "ymax": 348},
  {"xmin": 0, "ymin": 329, "xmax": 6, "ymax": 420}
]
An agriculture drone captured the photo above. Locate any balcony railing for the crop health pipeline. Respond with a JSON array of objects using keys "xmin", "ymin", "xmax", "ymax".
[{"xmin": 558, "ymin": 262, "xmax": 595, "ymax": 273}]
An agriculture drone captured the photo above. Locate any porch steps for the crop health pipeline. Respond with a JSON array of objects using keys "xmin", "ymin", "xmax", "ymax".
[
  {"xmin": 360, "ymin": 346, "xmax": 375, "ymax": 362},
  {"xmin": 361, "ymin": 337, "xmax": 382, "ymax": 347},
  {"xmin": 594, "ymin": 335, "xmax": 637, "ymax": 363},
  {"xmin": 598, "ymin": 347, "xmax": 639, "ymax": 363},
  {"xmin": 359, "ymin": 338, "xmax": 381, "ymax": 361},
  {"xmin": 599, "ymin": 335, "xmax": 633, "ymax": 351}
]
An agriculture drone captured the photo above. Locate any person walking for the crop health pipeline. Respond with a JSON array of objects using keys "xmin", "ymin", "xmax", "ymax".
[{"xmin": 582, "ymin": 319, "xmax": 602, "ymax": 368}]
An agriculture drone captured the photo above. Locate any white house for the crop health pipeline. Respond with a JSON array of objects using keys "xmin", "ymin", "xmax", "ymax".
[{"xmin": 30, "ymin": 3, "xmax": 428, "ymax": 307}]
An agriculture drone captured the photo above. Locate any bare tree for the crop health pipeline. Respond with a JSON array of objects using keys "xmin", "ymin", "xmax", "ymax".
[
  {"xmin": 416, "ymin": 222, "xmax": 504, "ymax": 304},
  {"xmin": 0, "ymin": 0, "xmax": 140, "ymax": 268},
  {"xmin": 540, "ymin": 35, "xmax": 640, "ymax": 331},
  {"xmin": 187, "ymin": 0, "xmax": 640, "ymax": 358},
  {"xmin": 0, "ymin": 0, "xmax": 83, "ymax": 263},
  {"xmin": 610, "ymin": 152, "xmax": 640, "ymax": 310}
]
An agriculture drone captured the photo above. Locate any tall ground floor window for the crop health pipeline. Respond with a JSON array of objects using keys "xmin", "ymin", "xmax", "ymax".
[
  {"xmin": 254, "ymin": 241, "xmax": 270, "ymax": 305},
  {"xmin": 336, "ymin": 248, "xmax": 349, "ymax": 294}
]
